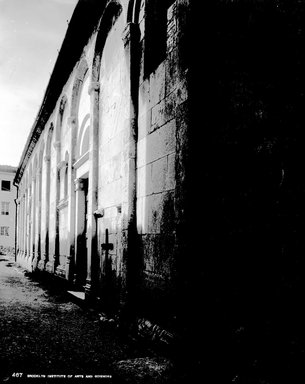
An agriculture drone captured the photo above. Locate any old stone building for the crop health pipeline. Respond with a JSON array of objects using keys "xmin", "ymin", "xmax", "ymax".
[
  {"xmin": 14, "ymin": 0, "xmax": 190, "ymax": 325},
  {"xmin": 14, "ymin": 0, "xmax": 305, "ymax": 381},
  {"xmin": 0, "ymin": 165, "xmax": 17, "ymax": 253}
]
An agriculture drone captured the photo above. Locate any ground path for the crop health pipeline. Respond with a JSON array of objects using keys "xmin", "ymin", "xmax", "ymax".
[{"xmin": 0, "ymin": 254, "xmax": 175, "ymax": 383}]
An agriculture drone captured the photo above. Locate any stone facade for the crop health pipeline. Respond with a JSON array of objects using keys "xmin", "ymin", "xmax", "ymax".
[
  {"xmin": 0, "ymin": 165, "xmax": 17, "ymax": 253},
  {"xmin": 14, "ymin": 0, "xmax": 190, "ymax": 326},
  {"xmin": 13, "ymin": 0, "xmax": 305, "ymax": 380}
]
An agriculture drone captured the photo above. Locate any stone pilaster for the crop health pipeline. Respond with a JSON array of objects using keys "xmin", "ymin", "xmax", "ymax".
[
  {"xmin": 21, "ymin": 194, "xmax": 26, "ymax": 260},
  {"xmin": 54, "ymin": 140, "xmax": 61, "ymax": 271},
  {"xmin": 73, "ymin": 178, "xmax": 86, "ymax": 286},
  {"xmin": 31, "ymin": 174, "xmax": 37, "ymax": 269},
  {"xmin": 35, "ymin": 166, "xmax": 42, "ymax": 270},
  {"xmin": 85, "ymin": 82, "xmax": 100, "ymax": 298},
  {"xmin": 120, "ymin": 22, "xmax": 141, "ymax": 314},
  {"xmin": 15, "ymin": 198, "xmax": 21, "ymax": 257},
  {"xmin": 66, "ymin": 117, "xmax": 77, "ymax": 282},
  {"xmin": 26, "ymin": 188, "xmax": 30, "ymax": 267},
  {"xmin": 42, "ymin": 155, "xmax": 51, "ymax": 269}
]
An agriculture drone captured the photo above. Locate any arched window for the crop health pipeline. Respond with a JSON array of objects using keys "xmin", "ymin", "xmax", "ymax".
[
  {"xmin": 70, "ymin": 58, "xmax": 89, "ymax": 164},
  {"xmin": 64, "ymin": 166, "xmax": 68, "ymax": 198},
  {"xmin": 56, "ymin": 95, "xmax": 68, "ymax": 152},
  {"xmin": 60, "ymin": 151, "xmax": 69, "ymax": 200},
  {"xmin": 59, "ymin": 98, "xmax": 67, "ymax": 129},
  {"xmin": 80, "ymin": 126, "xmax": 90, "ymax": 156},
  {"xmin": 77, "ymin": 114, "xmax": 90, "ymax": 158}
]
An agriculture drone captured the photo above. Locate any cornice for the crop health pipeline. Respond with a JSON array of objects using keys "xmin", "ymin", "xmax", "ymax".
[{"xmin": 13, "ymin": 0, "xmax": 108, "ymax": 186}]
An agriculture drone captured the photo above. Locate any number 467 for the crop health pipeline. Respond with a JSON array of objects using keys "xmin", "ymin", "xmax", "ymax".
[{"xmin": 12, "ymin": 373, "xmax": 23, "ymax": 378}]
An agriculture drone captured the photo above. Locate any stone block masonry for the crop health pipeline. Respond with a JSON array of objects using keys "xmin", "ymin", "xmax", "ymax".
[{"xmin": 13, "ymin": 0, "xmax": 191, "ymax": 332}]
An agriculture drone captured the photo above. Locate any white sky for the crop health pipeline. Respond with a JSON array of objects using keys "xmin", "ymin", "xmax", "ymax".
[{"xmin": 0, "ymin": 0, "xmax": 78, "ymax": 167}]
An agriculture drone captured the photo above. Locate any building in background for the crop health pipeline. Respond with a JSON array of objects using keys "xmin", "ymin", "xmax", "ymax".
[{"xmin": 0, "ymin": 165, "xmax": 17, "ymax": 254}]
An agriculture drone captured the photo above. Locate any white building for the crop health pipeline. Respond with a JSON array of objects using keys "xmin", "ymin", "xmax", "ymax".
[{"xmin": 0, "ymin": 165, "xmax": 17, "ymax": 253}]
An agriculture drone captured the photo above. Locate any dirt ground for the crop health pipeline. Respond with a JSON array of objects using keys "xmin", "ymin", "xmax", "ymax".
[{"xmin": 0, "ymin": 253, "xmax": 176, "ymax": 384}]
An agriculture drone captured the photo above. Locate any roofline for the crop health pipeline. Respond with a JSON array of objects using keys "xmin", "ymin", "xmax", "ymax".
[
  {"xmin": 0, "ymin": 165, "xmax": 18, "ymax": 173},
  {"xmin": 14, "ymin": 0, "xmax": 108, "ymax": 186}
]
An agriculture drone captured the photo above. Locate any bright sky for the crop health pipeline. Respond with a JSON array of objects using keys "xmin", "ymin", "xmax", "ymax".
[{"xmin": 0, "ymin": 0, "xmax": 78, "ymax": 167}]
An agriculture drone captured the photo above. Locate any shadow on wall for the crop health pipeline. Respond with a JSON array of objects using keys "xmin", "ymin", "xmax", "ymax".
[
  {"xmin": 182, "ymin": 1, "xmax": 305, "ymax": 382},
  {"xmin": 95, "ymin": 201, "xmax": 178, "ymax": 331}
]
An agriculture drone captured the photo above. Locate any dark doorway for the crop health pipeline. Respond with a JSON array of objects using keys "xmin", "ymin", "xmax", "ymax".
[{"xmin": 75, "ymin": 178, "xmax": 88, "ymax": 288}]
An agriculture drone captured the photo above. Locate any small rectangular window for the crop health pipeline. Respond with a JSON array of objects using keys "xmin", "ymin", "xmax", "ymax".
[
  {"xmin": 0, "ymin": 226, "xmax": 9, "ymax": 236},
  {"xmin": 1, "ymin": 202, "xmax": 9, "ymax": 215},
  {"xmin": 1, "ymin": 180, "xmax": 11, "ymax": 191},
  {"xmin": 144, "ymin": 0, "xmax": 175, "ymax": 77}
]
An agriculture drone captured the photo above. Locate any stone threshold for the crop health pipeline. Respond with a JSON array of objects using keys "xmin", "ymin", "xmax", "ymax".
[{"xmin": 67, "ymin": 290, "xmax": 85, "ymax": 301}]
